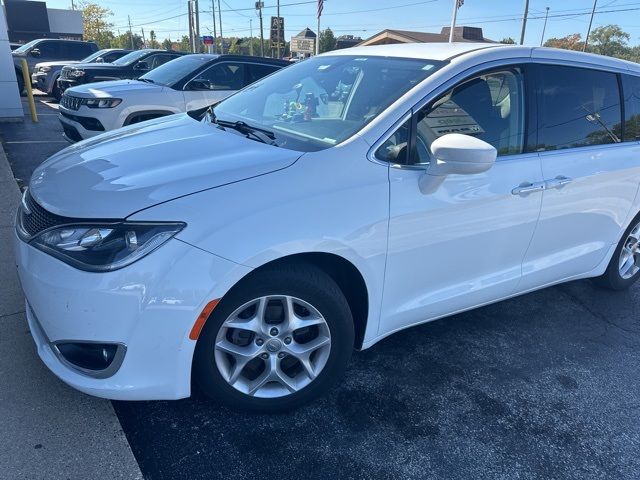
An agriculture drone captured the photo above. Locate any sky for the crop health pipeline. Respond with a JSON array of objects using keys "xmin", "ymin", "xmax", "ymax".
[{"xmin": 44, "ymin": 0, "xmax": 640, "ymax": 46}]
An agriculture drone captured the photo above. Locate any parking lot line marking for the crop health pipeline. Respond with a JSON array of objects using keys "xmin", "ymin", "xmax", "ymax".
[{"xmin": 5, "ymin": 140, "xmax": 68, "ymax": 143}]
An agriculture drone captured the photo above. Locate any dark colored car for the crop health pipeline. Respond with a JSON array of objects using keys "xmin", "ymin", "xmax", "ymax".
[
  {"xmin": 57, "ymin": 49, "xmax": 186, "ymax": 93},
  {"xmin": 12, "ymin": 39, "xmax": 99, "ymax": 93}
]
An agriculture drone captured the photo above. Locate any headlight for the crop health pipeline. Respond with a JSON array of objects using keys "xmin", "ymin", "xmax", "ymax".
[
  {"xmin": 39, "ymin": 66, "xmax": 51, "ymax": 73},
  {"xmin": 70, "ymin": 69, "xmax": 85, "ymax": 78},
  {"xmin": 31, "ymin": 222, "xmax": 185, "ymax": 272},
  {"xmin": 85, "ymin": 98, "xmax": 122, "ymax": 108}
]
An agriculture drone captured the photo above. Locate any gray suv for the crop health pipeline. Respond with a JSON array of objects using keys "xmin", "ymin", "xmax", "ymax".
[{"xmin": 12, "ymin": 39, "xmax": 98, "ymax": 93}]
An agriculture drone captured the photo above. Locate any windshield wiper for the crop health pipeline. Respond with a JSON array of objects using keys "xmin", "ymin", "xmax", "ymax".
[
  {"xmin": 215, "ymin": 119, "xmax": 277, "ymax": 146},
  {"xmin": 139, "ymin": 78, "xmax": 155, "ymax": 83}
]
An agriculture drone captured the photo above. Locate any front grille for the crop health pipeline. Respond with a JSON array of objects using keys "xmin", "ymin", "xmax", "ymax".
[
  {"xmin": 60, "ymin": 68, "xmax": 71, "ymax": 80},
  {"xmin": 60, "ymin": 94, "xmax": 82, "ymax": 111},
  {"xmin": 19, "ymin": 191, "xmax": 72, "ymax": 238}
]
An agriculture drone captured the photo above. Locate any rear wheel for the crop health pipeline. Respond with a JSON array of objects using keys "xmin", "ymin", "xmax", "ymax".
[
  {"xmin": 194, "ymin": 263, "xmax": 354, "ymax": 412},
  {"xmin": 594, "ymin": 216, "xmax": 640, "ymax": 290}
]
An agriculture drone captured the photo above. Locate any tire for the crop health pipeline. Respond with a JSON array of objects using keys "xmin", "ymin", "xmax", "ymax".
[
  {"xmin": 194, "ymin": 262, "xmax": 354, "ymax": 412},
  {"xmin": 594, "ymin": 214, "xmax": 640, "ymax": 290},
  {"xmin": 52, "ymin": 82, "xmax": 62, "ymax": 102}
]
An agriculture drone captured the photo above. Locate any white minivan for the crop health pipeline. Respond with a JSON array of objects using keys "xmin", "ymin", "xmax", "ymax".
[{"xmin": 14, "ymin": 43, "xmax": 640, "ymax": 411}]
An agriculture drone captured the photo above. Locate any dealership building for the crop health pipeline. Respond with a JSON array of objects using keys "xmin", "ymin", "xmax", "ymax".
[{"xmin": 3, "ymin": 0, "xmax": 83, "ymax": 43}]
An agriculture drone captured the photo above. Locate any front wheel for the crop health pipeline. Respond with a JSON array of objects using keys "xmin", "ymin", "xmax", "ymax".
[
  {"xmin": 194, "ymin": 263, "xmax": 354, "ymax": 412},
  {"xmin": 594, "ymin": 217, "xmax": 640, "ymax": 290}
]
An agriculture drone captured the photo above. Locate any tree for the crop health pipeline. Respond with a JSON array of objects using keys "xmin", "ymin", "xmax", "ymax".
[
  {"xmin": 162, "ymin": 38, "xmax": 173, "ymax": 50},
  {"xmin": 544, "ymin": 33, "xmax": 584, "ymax": 51},
  {"xmin": 588, "ymin": 24, "xmax": 630, "ymax": 57},
  {"xmin": 177, "ymin": 35, "xmax": 190, "ymax": 52},
  {"xmin": 149, "ymin": 30, "xmax": 160, "ymax": 49},
  {"xmin": 499, "ymin": 37, "xmax": 516, "ymax": 44},
  {"xmin": 80, "ymin": 1, "xmax": 114, "ymax": 48},
  {"xmin": 318, "ymin": 28, "xmax": 336, "ymax": 53},
  {"xmin": 113, "ymin": 32, "xmax": 144, "ymax": 50}
]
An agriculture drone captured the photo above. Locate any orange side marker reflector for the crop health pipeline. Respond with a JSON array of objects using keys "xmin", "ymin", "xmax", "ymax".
[{"xmin": 189, "ymin": 299, "xmax": 220, "ymax": 340}]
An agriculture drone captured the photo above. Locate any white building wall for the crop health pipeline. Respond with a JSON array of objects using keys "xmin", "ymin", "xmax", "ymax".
[
  {"xmin": 0, "ymin": 4, "xmax": 23, "ymax": 120},
  {"xmin": 47, "ymin": 8, "xmax": 83, "ymax": 36}
]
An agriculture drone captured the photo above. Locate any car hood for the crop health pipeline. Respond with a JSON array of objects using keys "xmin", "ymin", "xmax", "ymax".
[
  {"xmin": 64, "ymin": 62, "xmax": 123, "ymax": 71},
  {"xmin": 36, "ymin": 60, "xmax": 80, "ymax": 69},
  {"xmin": 29, "ymin": 114, "xmax": 303, "ymax": 219},
  {"xmin": 65, "ymin": 79, "xmax": 164, "ymax": 97}
]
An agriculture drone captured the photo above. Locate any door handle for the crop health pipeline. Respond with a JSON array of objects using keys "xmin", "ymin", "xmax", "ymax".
[
  {"xmin": 545, "ymin": 175, "xmax": 573, "ymax": 190},
  {"xmin": 512, "ymin": 181, "xmax": 546, "ymax": 195}
]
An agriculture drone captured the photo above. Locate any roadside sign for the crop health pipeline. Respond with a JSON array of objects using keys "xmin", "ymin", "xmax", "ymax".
[
  {"xmin": 202, "ymin": 35, "xmax": 214, "ymax": 45},
  {"xmin": 290, "ymin": 37, "xmax": 315, "ymax": 54},
  {"xmin": 270, "ymin": 16, "xmax": 285, "ymax": 49}
]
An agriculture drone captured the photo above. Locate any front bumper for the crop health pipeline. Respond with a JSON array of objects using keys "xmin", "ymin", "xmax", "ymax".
[
  {"xmin": 58, "ymin": 78, "xmax": 80, "ymax": 92},
  {"xmin": 31, "ymin": 72, "xmax": 50, "ymax": 93},
  {"xmin": 14, "ymin": 230, "xmax": 251, "ymax": 400},
  {"xmin": 58, "ymin": 109, "xmax": 105, "ymax": 142}
]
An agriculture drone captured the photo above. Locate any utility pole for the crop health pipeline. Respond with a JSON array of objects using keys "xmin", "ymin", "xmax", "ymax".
[
  {"xmin": 128, "ymin": 15, "xmax": 135, "ymax": 50},
  {"xmin": 194, "ymin": 0, "xmax": 201, "ymax": 52},
  {"xmin": 276, "ymin": 0, "xmax": 281, "ymax": 59},
  {"xmin": 519, "ymin": 0, "xmax": 529, "ymax": 45},
  {"xmin": 217, "ymin": 0, "xmax": 223, "ymax": 54},
  {"xmin": 540, "ymin": 7, "xmax": 549, "ymax": 46},
  {"xmin": 188, "ymin": 1, "xmax": 194, "ymax": 52},
  {"xmin": 141, "ymin": 27, "xmax": 146, "ymax": 47},
  {"xmin": 71, "ymin": 0, "xmax": 75, "ymax": 10},
  {"xmin": 584, "ymin": 0, "xmax": 598, "ymax": 52},
  {"xmin": 256, "ymin": 1, "xmax": 264, "ymax": 57},
  {"xmin": 249, "ymin": 19, "xmax": 254, "ymax": 56},
  {"xmin": 211, "ymin": 0, "xmax": 218, "ymax": 54}
]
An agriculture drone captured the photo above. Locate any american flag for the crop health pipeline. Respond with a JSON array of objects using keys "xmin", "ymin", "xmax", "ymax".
[
  {"xmin": 457, "ymin": 0, "xmax": 464, "ymax": 8},
  {"xmin": 318, "ymin": 0, "xmax": 324, "ymax": 18}
]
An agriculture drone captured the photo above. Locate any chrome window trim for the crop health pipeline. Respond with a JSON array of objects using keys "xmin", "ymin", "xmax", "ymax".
[
  {"xmin": 368, "ymin": 57, "xmax": 534, "ymax": 169},
  {"xmin": 367, "ymin": 55, "xmax": 635, "ymax": 169}
]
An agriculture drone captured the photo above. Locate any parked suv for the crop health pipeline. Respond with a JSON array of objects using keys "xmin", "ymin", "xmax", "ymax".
[
  {"xmin": 57, "ymin": 49, "xmax": 185, "ymax": 94},
  {"xmin": 15, "ymin": 43, "xmax": 640, "ymax": 412},
  {"xmin": 12, "ymin": 39, "xmax": 98, "ymax": 93},
  {"xmin": 58, "ymin": 54, "xmax": 288, "ymax": 141},
  {"xmin": 32, "ymin": 49, "xmax": 131, "ymax": 101}
]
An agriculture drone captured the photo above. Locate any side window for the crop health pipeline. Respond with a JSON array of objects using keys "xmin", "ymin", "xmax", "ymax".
[
  {"xmin": 194, "ymin": 63, "xmax": 246, "ymax": 91},
  {"xmin": 536, "ymin": 65, "xmax": 621, "ymax": 150},
  {"xmin": 413, "ymin": 67, "xmax": 526, "ymax": 164},
  {"xmin": 65, "ymin": 43, "xmax": 89, "ymax": 59},
  {"xmin": 247, "ymin": 64, "xmax": 279, "ymax": 85},
  {"xmin": 622, "ymin": 74, "xmax": 640, "ymax": 142},
  {"xmin": 35, "ymin": 41, "xmax": 58, "ymax": 58},
  {"xmin": 375, "ymin": 119, "xmax": 410, "ymax": 164},
  {"xmin": 104, "ymin": 51, "xmax": 127, "ymax": 63}
]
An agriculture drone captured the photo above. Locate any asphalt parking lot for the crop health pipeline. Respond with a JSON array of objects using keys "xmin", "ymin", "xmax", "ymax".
[{"xmin": 2, "ymin": 94, "xmax": 640, "ymax": 480}]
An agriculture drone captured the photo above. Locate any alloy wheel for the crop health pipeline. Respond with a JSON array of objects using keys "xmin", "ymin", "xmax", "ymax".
[
  {"xmin": 619, "ymin": 223, "xmax": 640, "ymax": 279},
  {"xmin": 214, "ymin": 295, "xmax": 332, "ymax": 398}
]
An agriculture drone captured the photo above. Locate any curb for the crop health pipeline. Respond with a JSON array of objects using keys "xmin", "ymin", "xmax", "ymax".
[{"xmin": 0, "ymin": 141, "xmax": 144, "ymax": 480}]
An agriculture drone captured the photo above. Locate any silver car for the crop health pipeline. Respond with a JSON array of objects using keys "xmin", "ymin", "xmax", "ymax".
[{"xmin": 31, "ymin": 49, "xmax": 131, "ymax": 100}]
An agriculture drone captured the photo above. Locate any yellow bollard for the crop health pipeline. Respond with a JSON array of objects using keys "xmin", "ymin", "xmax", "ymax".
[{"xmin": 20, "ymin": 58, "xmax": 38, "ymax": 123}]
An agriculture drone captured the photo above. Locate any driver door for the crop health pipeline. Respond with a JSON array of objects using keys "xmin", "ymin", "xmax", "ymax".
[
  {"xmin": 379, "ymin": 65, "xmax": 543, "ymax": 336},
  {"xmin": 183, "ymin": 62, "xmax": 246, "ymax": 111}
]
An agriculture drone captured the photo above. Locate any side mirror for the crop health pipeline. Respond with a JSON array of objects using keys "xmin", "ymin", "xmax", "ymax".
[
  {"xmin": 135, "ymin": 61, "xmax": 150, "ymax": 70},
  {"xmin": 95, "ymin": 56, "xmax": 104, "ymax": 63},
  {"xmin": 30, "ymin": 48, "xmax": 41, "ymax": 57},
  {"xmin": 419, "ymin": 134, "xmax": 496, "ymax": 194}
]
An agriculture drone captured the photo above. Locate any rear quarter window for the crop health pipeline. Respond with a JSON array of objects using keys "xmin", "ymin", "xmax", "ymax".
[{"xmin": 622, "ymin": 74, "xmax": 640, "ymax": 142}]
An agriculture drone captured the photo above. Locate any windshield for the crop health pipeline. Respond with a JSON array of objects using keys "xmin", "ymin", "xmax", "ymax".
[
  {"xmin": 81, "ymin": 49, "xmax": 112, "ymax": 63},
  {"xmin": 13, "ymin": 39, "xmax": 40, "ymax": 54},
  {"xmin": 141, "ymin": 55, "xmax": 214, "ymax": 87},
  {"xmin": 112, "ymin": 50, "xmax": 154, "ymax": 66},
  {"xmin": 213, "ymin": 55, "xmax": 443, "ymax": 152}
]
